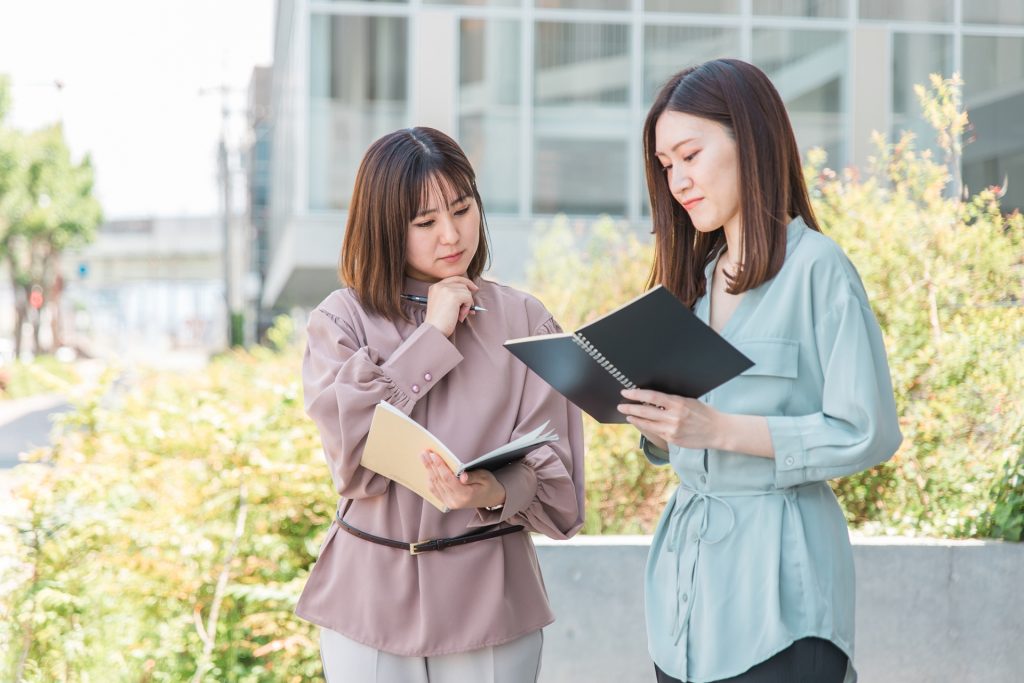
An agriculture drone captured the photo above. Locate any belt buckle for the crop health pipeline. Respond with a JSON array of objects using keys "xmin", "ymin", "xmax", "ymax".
[{"xmin": 409, "ymin": 539, "xmax": 431, "ymax": 556}]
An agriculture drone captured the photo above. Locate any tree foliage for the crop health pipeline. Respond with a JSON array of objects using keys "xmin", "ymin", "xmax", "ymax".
[{"xmin": 0, "ymin": 76, "xmax": 102, "ymax": 357}]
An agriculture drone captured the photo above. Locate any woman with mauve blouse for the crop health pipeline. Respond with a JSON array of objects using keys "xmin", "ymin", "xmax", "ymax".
[
  {"xmin": 296, "ymin": 126, "xmax": 585, "ymax": 682},
  {"xmin": 616, "ymin": 60, "xmax": 902, "ymax": 682}
]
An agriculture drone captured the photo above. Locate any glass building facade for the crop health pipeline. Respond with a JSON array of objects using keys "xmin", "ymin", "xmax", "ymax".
[{"xmin": 264, "ymin": 0, "xmax": 1024, "ymax": 308}]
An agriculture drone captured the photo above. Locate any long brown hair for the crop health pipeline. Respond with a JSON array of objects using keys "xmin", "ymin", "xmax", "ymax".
[
  {"xmin": 339, "ymin": 127, "xmax": 491, "ymax": 320},
  {"xmin": 643, "ymin": 58, "xmax": 821, "ymax": 308}
]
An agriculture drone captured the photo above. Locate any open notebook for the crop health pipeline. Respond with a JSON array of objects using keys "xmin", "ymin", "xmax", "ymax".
[
  {"xmin": 360, "ymin": 400, "xmax": 558, "ymax": 512},
  {"xmin": 504, "ymin": 285, "xmax": 753, "ymax": 423}
]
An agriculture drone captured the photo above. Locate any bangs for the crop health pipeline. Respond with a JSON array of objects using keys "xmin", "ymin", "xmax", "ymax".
[{"xmin": 409, "ymin": 166, "xmax": 477, "ymax": 220}]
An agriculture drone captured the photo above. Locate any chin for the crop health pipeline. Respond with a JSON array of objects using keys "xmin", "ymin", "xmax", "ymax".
[{"xmin": 691, "ymin": 221, "xmax": 719, "ymax": 234}]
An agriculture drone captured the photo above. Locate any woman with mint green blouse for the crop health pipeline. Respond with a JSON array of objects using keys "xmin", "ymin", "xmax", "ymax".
[{"xmin": 617, "ymin": 59, "xmax": 902, "ymax": 683}]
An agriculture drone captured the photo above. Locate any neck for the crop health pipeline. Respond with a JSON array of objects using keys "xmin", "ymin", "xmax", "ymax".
[{"xmin": 721, "ymin": 218, "xmax": 742, "ymax": 269}]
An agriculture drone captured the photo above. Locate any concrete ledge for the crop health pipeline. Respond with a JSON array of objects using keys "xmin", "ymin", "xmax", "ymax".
[{"xmin": 534, "ymin": 535, "xmax": 1024, "ymax": 683}]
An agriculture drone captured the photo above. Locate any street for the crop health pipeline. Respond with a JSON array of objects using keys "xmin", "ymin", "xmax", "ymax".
[{"xmin": 0, "ymin": 394, "xmax": 72, "ymax": 469}]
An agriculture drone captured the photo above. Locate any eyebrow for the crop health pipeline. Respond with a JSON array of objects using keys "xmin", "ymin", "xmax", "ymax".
[
  {"xmin": 656, "ymin": 137, "xmax": 698, "ymax": 158},
  {"xmin": 414, "ymin": 194, "xmax": 471, "ymax": 218}
]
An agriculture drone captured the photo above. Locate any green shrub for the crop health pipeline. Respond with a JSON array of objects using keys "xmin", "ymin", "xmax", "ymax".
[
  {"xmin": 984, "ymin": 444, "xmax": 1024, "ymax": 542},
  {"xmin": 807, "ymin": 76, "xmax": 1023, "ymax": 537},
  {"xmin": 1, "ymin": 317, "xmax": 331, "ymax": 681},
  {"xmin": 0, "ymin": 356, "xmax": 80, "ymax": 400}
]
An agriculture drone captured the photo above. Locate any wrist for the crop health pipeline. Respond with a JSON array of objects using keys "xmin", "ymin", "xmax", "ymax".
[
  {"xmin": 711, "ymin": 410, "xmax": 734, "ymax": 451},
  {"xmin": 484, "ymin": 483, "xmax": 506, "ymax": 511},
  {"xmin": 423, "ymin": 317, "xmax": 452, "ymax": 337}
]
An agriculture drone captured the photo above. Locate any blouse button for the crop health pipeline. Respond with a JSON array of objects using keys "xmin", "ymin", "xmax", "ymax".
[
  {"xmin": 785, "ymin": 456, "xmax": 795, "ymax": 466},
  {"xmin": 424, "ymin": 372, "xmax": 432, "ymax": 382},
  {"xmin": 681, "ymin": 593, "xmax": 689, "ymax": 603},
  {"xmin": 411, "ymin": 384, "xmax": 420, "ymax": 393},
  {"xmin": 699, "ymin": 474, "xmax": 707, "ymax": 485}
]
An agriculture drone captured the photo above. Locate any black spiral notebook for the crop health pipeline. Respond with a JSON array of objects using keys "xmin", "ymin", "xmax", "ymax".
[{"xmin": 503, "ymin": 285, "xmax": 754, "ymax": 423}]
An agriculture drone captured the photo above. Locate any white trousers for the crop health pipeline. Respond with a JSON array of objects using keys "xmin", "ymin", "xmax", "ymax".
[{"xmin": 320, "ymin": 628, "xmax": 543, "ymax": 683}]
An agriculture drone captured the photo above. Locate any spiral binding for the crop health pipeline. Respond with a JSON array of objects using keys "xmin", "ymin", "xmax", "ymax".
[{"xmin": 572, "ymin": 333, "xmax": 637, "ymax": 389}]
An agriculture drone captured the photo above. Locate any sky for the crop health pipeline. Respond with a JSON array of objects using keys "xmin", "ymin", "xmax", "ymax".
[{"xmin": 0, "ymin": 0, "xmax": 274, "ymax": 219}]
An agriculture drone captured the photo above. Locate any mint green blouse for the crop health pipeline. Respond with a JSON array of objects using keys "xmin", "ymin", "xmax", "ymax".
[{"xmin": 641, "ymin": 217, "xmax": 902, "ymax": 683}]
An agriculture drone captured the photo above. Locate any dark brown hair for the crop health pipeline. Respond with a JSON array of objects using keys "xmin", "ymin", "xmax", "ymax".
[
  {"xmin": 643, "ymin": 58, "xmax": 821, "ymax": 308},
  {"xmin": 339, "ymin": 126, "xmax": 491, "ymax": 320}
]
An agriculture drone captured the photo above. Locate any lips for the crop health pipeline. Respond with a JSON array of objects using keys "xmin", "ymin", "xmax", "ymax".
[
  {"xmin": 682, "ymin": 198, "xmax": 703, "ymax": 211},
  {"xmin": 439, "ymin": 250, "xmax": 465, "ymax": 263}
]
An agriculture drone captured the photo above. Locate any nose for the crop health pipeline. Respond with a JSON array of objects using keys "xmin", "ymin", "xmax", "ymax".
[
  {"xmin": 668, "ymin": 166, "xmax": 691, "ymax": 195},
  {"xmin": 437, "ymin": 213, "xmax": 460, "ymax": 245}
]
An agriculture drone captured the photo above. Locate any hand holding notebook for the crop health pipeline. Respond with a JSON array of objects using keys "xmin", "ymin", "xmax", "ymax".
[
  {"xmin": 360, "ymin": 401, "xmax": 558, "ymax": 511},
  {"xmin": 503, "ymin": 286, "xmax": 753, "ymax": 423}
]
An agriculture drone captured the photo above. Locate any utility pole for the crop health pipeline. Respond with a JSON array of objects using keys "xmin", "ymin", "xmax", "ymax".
[{"xmin": 201, "ymin": 84, "xmax": 246, "ymax": 348}]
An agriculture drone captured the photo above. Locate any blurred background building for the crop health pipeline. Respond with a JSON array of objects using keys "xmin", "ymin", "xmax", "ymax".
[
  {"xmin": 258, "ymin": 0, "xmax": 1024, "ymax": 315},
  {"xmin": 63, "ymin": 216, "xmax": 229, "ymax": 362}
]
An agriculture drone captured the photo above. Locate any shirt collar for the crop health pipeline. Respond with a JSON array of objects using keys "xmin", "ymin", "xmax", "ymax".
[{"xmin": 402, "ymin": 275, "xmax": 434, "ymax": 297}]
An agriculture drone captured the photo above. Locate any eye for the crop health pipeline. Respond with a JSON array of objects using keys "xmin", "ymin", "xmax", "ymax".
[
  {"xmin": 414, "ymin": 219, "xmax": 435, "ymax": 228},
  {"xmin": 661, "ymin": 164, "xmax": 672, "ymax": 173},
  {"xmin": 453, "ymin": 205, "xmax": 471, "ymax": 216},
  {"xmin": 683, "ymin": 151, "xmax": 699, "ymax": 163}
]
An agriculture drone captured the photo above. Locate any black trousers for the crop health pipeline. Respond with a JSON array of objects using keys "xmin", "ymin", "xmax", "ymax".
[{"xmin": 654, "ymin": 637, "xmax": 847, "ymax": 683}]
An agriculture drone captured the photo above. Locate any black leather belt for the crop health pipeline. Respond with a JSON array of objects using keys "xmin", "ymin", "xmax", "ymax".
[{"xmin": 336, "ymin": 510, "xmax": 524, "ymax": 556}]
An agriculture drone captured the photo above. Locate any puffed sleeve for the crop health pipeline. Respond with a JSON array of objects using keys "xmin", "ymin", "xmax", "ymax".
[
  {"xmin": 766, "ymin": 293, "xmax": 903, "ymax": 488},
  {"xmin": 469, "ymin": 316, "xmax": 586, "ymax": 539},
  {"xmin": 303, "ymin": 301, "xmax": 464, "ymax": 498}
]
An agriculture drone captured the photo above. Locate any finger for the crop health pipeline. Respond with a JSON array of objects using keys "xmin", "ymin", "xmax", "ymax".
[
  {"xmin": 617, "ymin": 402, "xmax": 676, "ymax": 421},
  {"xmin": 438, "ymin": 276, "xmax": 479, "ymax": 292},
  {"xmin": 620, "ymin": 388, "xmax": 676, "ymax": 405},
  {"xmin": 453, "ymin": 276, "xmax": 479, "ymax": 292},
  {"xmin": 625, "ymin": 415, "xmax": 668, "ymax": 437},
  {"xmin": 423, "ymin": 452, "xmax": 448, "ymax": 484},
  {"xmin": 431, "ymin": 453, "xmax": 460, "ymax": 487},
  {"xmin": 421, "ymin": 452, "xmax": 442, "ymax": 488},
  {"xmin": 422, "ymin": 453, "xmax": 445, "ymax": 498}
]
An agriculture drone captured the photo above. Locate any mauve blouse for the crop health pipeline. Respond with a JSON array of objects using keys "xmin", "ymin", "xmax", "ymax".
[{"xmin": 295, "ymin": 276, "xmax": 585, "ymax": 656}]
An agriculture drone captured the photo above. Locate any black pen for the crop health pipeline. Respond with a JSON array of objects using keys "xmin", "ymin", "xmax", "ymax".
[{"xmin": 401, "ymin": 294, "xmax": 487, "ymax": 312}]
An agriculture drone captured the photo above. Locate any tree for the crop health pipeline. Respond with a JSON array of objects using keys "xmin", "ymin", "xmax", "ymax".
[{"xmin": 0, "ymin": 77, "xmax": 101, "ymax": 357}]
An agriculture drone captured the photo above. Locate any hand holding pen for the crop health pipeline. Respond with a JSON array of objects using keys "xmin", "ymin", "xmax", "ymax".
[{"xmin": 415, "ymin": 277, "xmax": 485, "ymax": 337}]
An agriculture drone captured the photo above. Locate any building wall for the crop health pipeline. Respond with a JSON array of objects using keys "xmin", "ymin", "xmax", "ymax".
[
  {"xmin": 62, "ymin": 216, "xmax": 228, "ymax": 357},
  {"xmin": 265, "ymin": 0, "xmax": 1024, "ymax": 309}
]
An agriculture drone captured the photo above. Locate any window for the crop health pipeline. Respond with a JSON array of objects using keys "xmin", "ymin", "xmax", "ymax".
[
  {"xmin": 963, "ymin": 1, "xmax": 1024, "ymax": 26},
  {"xmin": 308, "ymin": 14, "xmax": 408, "ymax": 211},
  {"xmin": 459, "ymin": 19, "xmax": 522, "ymax": 214},
  {"xmin": 644, "ymin": 25, "xmax": 741, "ymax": 104},
  {"xmin": 537, "ymin": 0, "xmax": 629, "ymax": 9},
  {"xmin": 646, "ymin": 0, "xmax": 738, "ymax": 13},
  {"xmin": 752, "ymin": 0, "xmax": 846, "ymax": 19},
  {"xmin": 859, "ymin": 0, "xmax": 952, "ymax": 23},
  {"xmin": 533, "ymin": 21, "xmax": 631, "ymax": 215},
  {"xmin": 891, "ymin": 33, "xmax": 953, "ymax": 155},
  {"xmin": 753, "ymin": 28, "xmax": 848, "ymax": 168},
  {"xmin": 962, "ymin": 36, "xmax": 1024, "ymax": 211}
]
